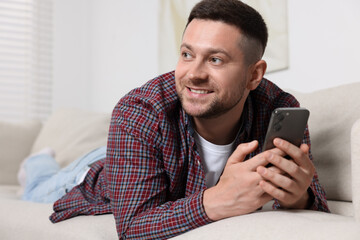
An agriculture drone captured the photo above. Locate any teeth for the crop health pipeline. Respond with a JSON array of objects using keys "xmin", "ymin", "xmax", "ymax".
[{"xmin": 189, "ymin": 88, "xmax": 210, "ymax": 94}]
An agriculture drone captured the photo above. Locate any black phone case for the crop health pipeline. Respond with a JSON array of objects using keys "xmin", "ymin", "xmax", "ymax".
[{"xmin": 263, "ymin": 107, "xmax": 310, "ymax": 151}]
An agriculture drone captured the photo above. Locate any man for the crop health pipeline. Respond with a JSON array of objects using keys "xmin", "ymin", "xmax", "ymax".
[{"xmin": 50, "ymin": 0, "xmax": 329, "ymax": 239}]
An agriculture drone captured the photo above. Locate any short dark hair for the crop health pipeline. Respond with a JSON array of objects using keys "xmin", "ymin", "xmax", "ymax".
[{"xmin": 187, "ymin": 0, "xmax": 268, "ymax": 65}]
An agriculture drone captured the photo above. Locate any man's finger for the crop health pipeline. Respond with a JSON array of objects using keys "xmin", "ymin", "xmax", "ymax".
[
  {"xmin": 246, "ymin": 151, "xmax": 275, "ymax": 171},
  {"xmin": 267, "ymin": 165, "xmax": 283, "ymax": 174},
  {"xmin": 273, "ymin": 138, "xmax": 312, "ymax": 169},
  {"xmin": 259, "ymin": 180, "xmax": 290, "ymax": 202},
  {"xmin": 226, "ymin": 140, "xmax": 258, "ymax": 166},
  {"xmin": 268, "ymin": 147, "xmax": 286, "ymax": 157}
]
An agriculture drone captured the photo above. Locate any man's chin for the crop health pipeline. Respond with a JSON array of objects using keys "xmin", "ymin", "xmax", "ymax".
[
  {"xmin": 179, "ymin": 98, "xmax": 223, "ymax": 119},
  {"xmin": 183, "ymin": 106, "xmax": 222, "ymax": 119}
]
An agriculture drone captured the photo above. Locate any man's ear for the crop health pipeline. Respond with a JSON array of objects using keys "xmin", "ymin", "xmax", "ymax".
[{"xmin": 246, "ymin": 60, "xmax": 267, "ymax": 90}]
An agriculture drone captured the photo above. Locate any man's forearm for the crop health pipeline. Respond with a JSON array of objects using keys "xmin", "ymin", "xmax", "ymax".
[{"xmin": 115, "ymin": 190, "xmax": 212, "ymax": 239}]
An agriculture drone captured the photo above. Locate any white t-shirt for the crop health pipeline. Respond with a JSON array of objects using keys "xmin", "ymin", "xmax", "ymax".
[{"xmin": 194, "ymin": 132, "xmax": 235, "ymax": 188}]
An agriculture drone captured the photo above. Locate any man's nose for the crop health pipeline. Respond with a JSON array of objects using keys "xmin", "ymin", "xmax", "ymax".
[{"xmin": 188, "ymin": 60, "xmax": 208, "ymax": 81}]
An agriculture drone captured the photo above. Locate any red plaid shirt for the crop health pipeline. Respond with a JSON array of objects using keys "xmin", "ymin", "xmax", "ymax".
[{"xmin": 50, "ymin": 71, "xmax": 329, "ymax": 239}]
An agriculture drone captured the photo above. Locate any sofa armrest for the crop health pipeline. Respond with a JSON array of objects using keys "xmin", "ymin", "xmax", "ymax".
[
  {"xmin": 0, "ymin": 120, "xmax": 42, "ymax": 185},
  {"xmin": 351, "ymin": 118, "xmax": 360, "ymax": 221}
]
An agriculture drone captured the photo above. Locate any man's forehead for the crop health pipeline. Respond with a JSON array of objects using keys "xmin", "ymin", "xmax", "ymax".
[{"xmin": 181, "ymin": 19, "xmax": 244, "ymax": 52}]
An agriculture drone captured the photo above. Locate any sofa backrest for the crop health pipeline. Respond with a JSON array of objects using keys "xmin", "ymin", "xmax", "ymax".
[
  {"xmin": 31, "ymin": 108, "xmax": 111, "ymax": 168},
  {"xmin": 0, "ymin": 120, "xmax": 42, "ymax": 185},
  {"xmin": 287, "ymin": 81, "xmax": 360, "ymax": 202}
]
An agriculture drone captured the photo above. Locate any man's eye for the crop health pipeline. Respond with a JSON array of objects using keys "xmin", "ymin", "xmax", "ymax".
[
  {"xmin": 182, "ymin": 52, "xmax": 192, "ymax": 59},
  {"xmin": 211, "ymin": 57, "xmax": 222, "ymax": 64}
]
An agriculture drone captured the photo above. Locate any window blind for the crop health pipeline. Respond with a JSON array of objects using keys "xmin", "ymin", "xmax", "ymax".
[{"xmin": 0, "ymin": 0, "xmax": 52, "ymax": 122}]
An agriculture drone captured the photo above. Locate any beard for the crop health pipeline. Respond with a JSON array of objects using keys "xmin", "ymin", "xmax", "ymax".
[
  {"xmin": 177, "ymin": 83, "xmax": 246, "ymax": 119},
  {"xmin": 180, "ymin": 94, "xmax": 244, "ymax": 119}
]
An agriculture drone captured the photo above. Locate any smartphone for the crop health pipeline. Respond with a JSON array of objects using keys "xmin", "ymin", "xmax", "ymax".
[{"xmin": 262, "ymin": 107, "xmax": 310, "ymax": 151}]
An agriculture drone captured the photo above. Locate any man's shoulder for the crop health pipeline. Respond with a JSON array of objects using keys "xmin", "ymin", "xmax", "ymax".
[
  {"xmin": 109, "ymin": 71, "xmax": 182, "ymax": 147},
  {"xmin": 252, "ymin": 78, "xmax": 300, "ymax": 109},
  {"xmin": 119, "ymin": 71, "xmax": 179, "ymax": 114}
]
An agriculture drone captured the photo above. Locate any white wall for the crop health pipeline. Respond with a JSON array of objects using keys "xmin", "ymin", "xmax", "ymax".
[
  {"xmin": 52, "ymin": 0, "xmax": 360, "ymax": 113},
  {"xmin": 53, "ymin": 0, "xmax": 159, "ymax": 113},
  {"xmin": 52, "ymin": 0, "xmax": 92, "ymax": 111},
  {"xmin": 89, "ymin": 1, "xmax": 159, "ymax": 112},
  {"xmin": 266, "ymin": 0, "xmax": 360, "ymax": 92}
]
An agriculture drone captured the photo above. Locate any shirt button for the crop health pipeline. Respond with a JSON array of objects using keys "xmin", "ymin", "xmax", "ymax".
[{"xmin": 196, "ymin": 160, "xmax": 200, "ymax": 165}]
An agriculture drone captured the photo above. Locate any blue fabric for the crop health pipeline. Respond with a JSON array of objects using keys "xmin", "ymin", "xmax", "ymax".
[{"xmin": 22, "ymin": 146, "xmax": 106, "ymax": 203}]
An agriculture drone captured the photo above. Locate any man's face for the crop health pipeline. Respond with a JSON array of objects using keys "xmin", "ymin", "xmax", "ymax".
[{"xmin": 175, "ymin": 19, "xmax": 251, "ymax": 119}]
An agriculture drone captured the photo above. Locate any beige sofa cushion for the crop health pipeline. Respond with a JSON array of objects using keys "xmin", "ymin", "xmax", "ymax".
[
  {"xmin": 0, "ymin": 197, "xmax": 118, "ymax": 240},
  {"xmin": 0, "ymin": 120, "xmax": 42, "ymax": 184},
  {"xmin": 287, "ymin": 82, "xmax": 360, "ymax": 202},
  {"xmin": 172, "ymin": 210, "xmax": 359, "ymax": 240},
  {"xmin": 31, "ymin": 108, "xmax": 111, "ymax": 167}
]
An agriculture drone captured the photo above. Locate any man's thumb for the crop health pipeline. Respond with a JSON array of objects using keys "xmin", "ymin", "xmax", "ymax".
[{"xmin": 226, "ymin": 140, "xmax": 258, "ymax": 166}]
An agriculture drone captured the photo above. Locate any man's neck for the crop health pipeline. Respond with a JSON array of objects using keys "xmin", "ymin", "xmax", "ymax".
[{"xmin": 193, "ymin": 102, "xmax": 246, "ymax": 145}]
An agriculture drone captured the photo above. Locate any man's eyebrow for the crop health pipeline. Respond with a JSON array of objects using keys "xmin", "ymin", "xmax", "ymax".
[
  {"xmin": 180, "ymin": 43, "xmax": 193, "ymax": 51},
  {"xmin": 180, "ymin": 43, "xmax": 232, "ymax": 58}
]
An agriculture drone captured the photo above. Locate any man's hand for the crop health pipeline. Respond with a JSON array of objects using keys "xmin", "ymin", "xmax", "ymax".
[
  {"xmin": 256, "ymin": 138, "xmax": 315, "ymax": 209},
  {"xmin": 203, "ymin": 140, "xmax": 276, "ymax": 221}
]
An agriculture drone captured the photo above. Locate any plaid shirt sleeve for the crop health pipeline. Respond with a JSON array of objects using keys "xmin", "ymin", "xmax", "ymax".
[
  {"xmin": 106, "ymin": 91, "xmax": 212, "ymax": 239},
  {"xmin": 49, "ymin": 159, "xmax": 112, "ymax": 223}
]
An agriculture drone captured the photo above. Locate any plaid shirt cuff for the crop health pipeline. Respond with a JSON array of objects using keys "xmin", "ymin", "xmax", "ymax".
[{"xmin": 185, "ymin": 189, "xmax": 214, "ymax": 228}]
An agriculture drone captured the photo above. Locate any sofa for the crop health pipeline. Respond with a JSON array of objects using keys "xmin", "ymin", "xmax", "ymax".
[{"xmin": 1, "ymin": 82, "xmax": 360, "ymax": 240}]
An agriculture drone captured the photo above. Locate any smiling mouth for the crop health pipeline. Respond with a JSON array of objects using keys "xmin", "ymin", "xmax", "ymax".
[{"xmin": 188, "ymin": 87, "xmax": 213, "ymax": 94}]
